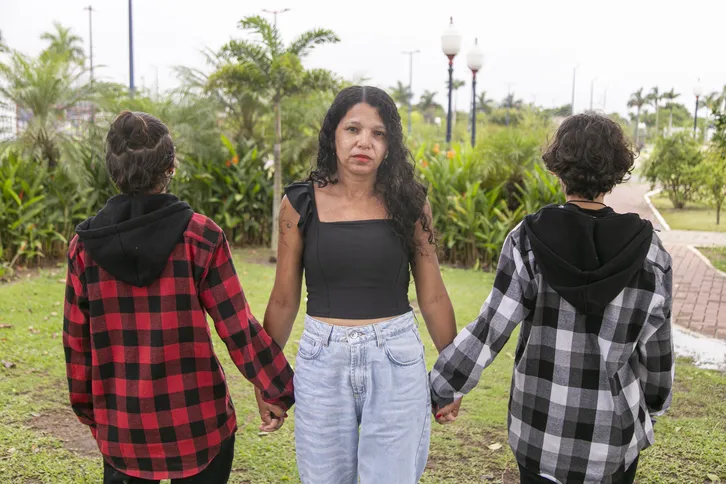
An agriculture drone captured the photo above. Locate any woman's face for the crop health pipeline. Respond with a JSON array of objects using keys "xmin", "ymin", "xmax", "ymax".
[{"xmin": 334, "ymin": 102, "xmax": 388, "ymax": 177}]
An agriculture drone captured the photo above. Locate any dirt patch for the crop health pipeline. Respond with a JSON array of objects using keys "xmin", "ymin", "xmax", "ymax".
[{"xmin": 27, "ymin": 408, "xmax": 100, "ymax": 459}]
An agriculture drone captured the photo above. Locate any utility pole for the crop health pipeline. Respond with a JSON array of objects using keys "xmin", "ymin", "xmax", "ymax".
[
  {"xmin": 590, "ymin": 77, "xmax": 596, "ymax": 111},
  {"xmin": 571, "ymin": 64, "xmax": 578, "ymax": 115},
  {"xmin": 505, "ymin": 82, "xmax": 514, "ymax": 127},
  {"xmin": 84, "ymin": 6, "xmax": 95, "ymax": 82},
  {"xmin": 402, "ymin": 50, "xmax": 419, "ymax": 136},
  {"xmin": 262, "ymin": 8, "xmax": 290, "ymax": 28},
  {"xmin": 128, "ymin": 0, "xmax": 135, "ymax": 95},
  {"xmin": 84, "ymin": 5, "xmax": 95, "ymax": 122}
]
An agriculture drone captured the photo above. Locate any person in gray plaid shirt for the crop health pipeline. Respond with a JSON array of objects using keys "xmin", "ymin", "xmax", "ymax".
[{"xmin": 430, "ymin": 113, "xmax": 674, "ymax": 484}]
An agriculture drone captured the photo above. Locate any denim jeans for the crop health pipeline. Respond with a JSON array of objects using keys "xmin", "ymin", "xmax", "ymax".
[{"xmin": 293, "ymin": 312, "xmax": 431, "ymax": 484}]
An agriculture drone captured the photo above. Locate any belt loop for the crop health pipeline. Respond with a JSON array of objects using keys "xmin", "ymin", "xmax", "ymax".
[
  {"xmin": 372, "ymin": 324, "xmax": 383, "ymax": 347},
  {"xmin": 323, "ymin": 323, "xmax": 334, "ymax": 346}
]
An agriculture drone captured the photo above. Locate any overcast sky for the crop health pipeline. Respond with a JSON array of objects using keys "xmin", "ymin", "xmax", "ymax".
[{"xmin": 2, "ymin": 0, "xmax": 725, "ymax": 117}]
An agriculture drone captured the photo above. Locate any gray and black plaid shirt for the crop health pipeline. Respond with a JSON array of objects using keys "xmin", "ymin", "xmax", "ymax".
[{"xmin": 430, "ymin": 223, "xmax": 674, "ymax": 483}]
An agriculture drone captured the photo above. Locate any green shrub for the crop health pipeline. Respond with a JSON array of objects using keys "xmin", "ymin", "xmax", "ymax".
[{"xmin": 644, "ymin": 132, "xmax": 703, "ymax": 209}]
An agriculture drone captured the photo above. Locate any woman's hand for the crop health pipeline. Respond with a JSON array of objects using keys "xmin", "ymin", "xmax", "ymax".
[
  {"xmin": 255, "ymin": 387, "xmax": 288, "ymax": 432},
  {"xmin": 433, "ymin": 397, "xmax": 462, "ymax": 425}
]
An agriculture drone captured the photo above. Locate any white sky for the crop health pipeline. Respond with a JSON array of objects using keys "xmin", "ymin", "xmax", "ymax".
[{"xmin": 2, "ymin": 0, "xmax": 724, "ymax": 117}]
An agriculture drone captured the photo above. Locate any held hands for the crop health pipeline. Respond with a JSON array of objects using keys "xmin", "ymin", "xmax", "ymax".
[
  {"xmin": 433, "ymin": 397, "xmax": 462, "ymax": 425},
  {"xmin": 254, "ymin": 387, "xmax": 288, "ymax": 432}
]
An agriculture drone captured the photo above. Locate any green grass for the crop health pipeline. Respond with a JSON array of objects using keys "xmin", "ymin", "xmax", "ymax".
[
  {"xmin": 698, "ymin": 246, "xmax": 726, "ymax": 273},
  {"xmin": 652, "ymin": 195, "xmax": 726, "ymax": 232},
  {"xmin": 0, "ymin": 250, "xmax": 725, "ymax": 483}
]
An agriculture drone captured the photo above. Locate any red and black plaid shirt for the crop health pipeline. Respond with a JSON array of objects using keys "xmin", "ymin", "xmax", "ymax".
[{"xmin": 63, "ymin": 213, "xmax": 294, "ymax": 480}]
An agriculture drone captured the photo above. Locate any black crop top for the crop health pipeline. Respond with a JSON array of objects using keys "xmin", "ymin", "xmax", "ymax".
[{"xmin": 285, "ymin": 182, "xmax": 412, "ymax": 319}]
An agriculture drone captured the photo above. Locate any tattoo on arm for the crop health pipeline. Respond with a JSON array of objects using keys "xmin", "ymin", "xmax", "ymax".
[{"xmin": 278, "ymin": 204, "xmax": 294, "ymax": 248}]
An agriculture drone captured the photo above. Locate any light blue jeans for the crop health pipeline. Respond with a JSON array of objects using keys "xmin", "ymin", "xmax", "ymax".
[{"xmin": 293, "ymin": 311, "xmax": 431, "ymax": 484}]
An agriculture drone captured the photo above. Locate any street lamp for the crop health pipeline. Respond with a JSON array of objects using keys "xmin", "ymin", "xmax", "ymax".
[
  {"xmin": 693, "ymin": 82, "xmax": 704, "ymax": 134},
  {"xmin": 441, "ymin": 17, "xmax": 462, "ymax": 144},
  {"xmin": 467, "ymin": 38, "xmax": 484, "ymax": 146}
]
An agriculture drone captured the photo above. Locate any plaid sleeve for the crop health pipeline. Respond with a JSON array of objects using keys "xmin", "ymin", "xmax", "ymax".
[
  {"xmin": 637, "ymin": 266, "xmax": 674, "ymax": 415},
  {"xmin": 199, "ymin": 233, "xmax": 295, "ymax": 411},
  {"xmin": 430, "ymin": 230, "xmax": 534, "ymax": 407},
  {"xmin": 62, "ymin": 246, "xmax": 95, "ymax": 432}
]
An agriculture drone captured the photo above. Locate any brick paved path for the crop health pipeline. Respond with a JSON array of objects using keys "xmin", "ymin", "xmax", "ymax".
[{"xmin": 606, "ymin": 181, "xmax": 726, "ymax": 339}]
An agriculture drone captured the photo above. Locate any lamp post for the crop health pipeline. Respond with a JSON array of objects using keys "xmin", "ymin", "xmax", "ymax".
[
  {"xmin": 441, "ymin": 17, "xmax": 462, "ymax": 144},
  {"xmin": 693, "ymin": 82, "xmax": 704, "ymax": 134},
  {"xmin": 467, "ymin": 39, "xmax": 484, "ymax": 146},
  {"xmin": 402, "ymin": 50, "xmax": 420, "ymax": 136}
]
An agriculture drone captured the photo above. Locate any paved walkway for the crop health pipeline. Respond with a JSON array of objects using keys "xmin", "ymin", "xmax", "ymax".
[{"xmin": 606, "ymin": 180, "xmax": 726, "ymax": 339}]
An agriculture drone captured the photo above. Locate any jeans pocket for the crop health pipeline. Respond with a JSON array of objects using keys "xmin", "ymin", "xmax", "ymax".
[
  {"xmin": 384, "ymin": 328, "xmax": 424, "ymax": 367},
  {"xmin": 297, "ymin": 333, "xmax": 323, "ymax": 361}
]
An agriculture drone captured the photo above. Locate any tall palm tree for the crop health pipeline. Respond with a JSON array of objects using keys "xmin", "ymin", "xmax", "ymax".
[
  {"xmin": 389, "ymin": 81, "xmax": 412, "ymax": 107},
  {"xmin": 449, "ymin": 79, "xmax": 465, "ymax": 126},
  {"xmin": 476, "ymin": 91, "xmax": 495, "ymax": 114},
  {"xmin": 416, "ymin": 90, "xmax": 441, "ymax": 123},
  {"xmin": 40, "ymin": 22, "xmax": 85, "ymax": 64},
  {"xmin": 700, "ymin": 92, "xmax": 722, "ymax": 114},
  {"xmin": 647, "ymin": 87, "xmax": 662, "ymax": 137},
  {"xmin": 662, "ymin": 88, "xmax": 680, "ymax": 135},
  {"xmin": 220, "ymin": 15, "xmax": 339, "ymax": 253},
  {"xmin": 627, "ymin": 88, "xmax": 646, "ymax": 144}
]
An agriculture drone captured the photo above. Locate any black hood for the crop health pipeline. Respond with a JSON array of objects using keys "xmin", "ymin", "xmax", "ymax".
[
  {"xmin": 76, "ymin": 194, "xmax": 194, "ymax": 287},
  {"xmin": 522, "ymin": 203, "xmax": 653, "ymax": 315}
]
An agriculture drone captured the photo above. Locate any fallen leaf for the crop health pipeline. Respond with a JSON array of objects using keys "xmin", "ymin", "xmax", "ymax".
[
  {"xmin": 52, "ymin": 332, "xmax": 59, "ymax": 339},
  {"xmin": 3, "ymin": 361, "xmax": 16, "ymax": 369},
  {"xmin": 58, "ymin": 278, "xmax": 66, "ymax": 283},
  {"xmin": 707, "ymin": 474, "xmax": 720, "ymax": 483},
  {"xmin": 258, "ymin": 432, "xmax": 270, "ymax": 437},
  {"xmin": 487, "ymin": 443, "xmax": 503, "ymax": 451},
  {"xmin": 480, "ymin": 476, "xmax": 495, "ymax": 481},
  {"xmin": 28, "ymin": 327, "xmax": 40, "ymax": 335},
  {"xmin": 50, "ymin": 312, "xmax": 58, "ymax": 317},
  {"xmin": 0, "ymin": 324, "xmax": 12, "ymax": 329},
  {"xmin": 8, "ymin": 448, "xmax": 16, "ymax": 454},
  {"xmin": 43, "ymin": 317, "xmax": 49, "ymax": 321},
  {"xmin": 54, "ymin": 302, "xmax": 61, "ymax": 306},
  {"xmin": 30, "ymin": 412, "xmax": 41, "ymax": 418},
  {"xmin": 675, "ymin": 427, "xmax": 682, "ymax": 433},
  {"xmin": 42, "ymin": 351, "xmax": 48, "ymax": 355},
  {"xmin": 32, "ymin": 445, "xmax": 40, "ymax": 454}
]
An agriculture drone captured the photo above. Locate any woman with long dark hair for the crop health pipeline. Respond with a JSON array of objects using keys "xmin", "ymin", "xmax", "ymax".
[{"xmin": 258, "ymin": 86, "xmax": 459, "ymax": 483}]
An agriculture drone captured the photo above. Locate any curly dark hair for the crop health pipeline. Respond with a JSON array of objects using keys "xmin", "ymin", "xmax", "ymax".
[
  {"xmin": 542, "ymin": 113, "xmax": 636, "ymax": 200},
  {"xmin": 105, "ymin": 111, "xmax": 176, "ymax": 195},
  {"xmin": 308, "ymin": 86, "xmax": 433, "ymax": 258}
]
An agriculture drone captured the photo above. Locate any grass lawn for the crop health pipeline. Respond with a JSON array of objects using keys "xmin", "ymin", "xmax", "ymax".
[
  {"xmin": 1, "ymin": 249, "xmax": 725, "ymax": 483},
  {"xmin": 699, "ymin": 246, "xmax": 726, "ymax": 273},
  {"xmin": 652, "ymin": 195, "xmax": 726, "ymax": 233}
]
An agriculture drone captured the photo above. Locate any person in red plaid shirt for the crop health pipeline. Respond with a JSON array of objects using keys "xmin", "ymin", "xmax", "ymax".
[{"xmin": 63, "ymin": 111, "xmax": 294, "ymax": 483}]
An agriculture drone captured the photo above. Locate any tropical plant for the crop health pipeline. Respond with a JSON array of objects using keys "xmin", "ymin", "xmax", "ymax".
[
  {"xmin": 627, "ymin": 88, "xmax": 646, "ymax": 145},
  {"xmin": 697, "ymin": 150, "xmax": 726, "ymax": 224},
  {"xmin": 40, "ymin": 22, "xmax": 85, "ymax": 64},
  {"xmin": 476, "ymin": 91, "xmax": 495, "ymax": 115},
  {"xmin": 662, "ymin": 88, "xmax": 681, "ymax": 134},
  {"xmin": 643, "ymin": 132, "xmax": 703, "ymax": 209},
  {"xmin": 0, "ymin": 25, "xmax": 98, "ymax": 170},
  {"xmin": 417, "ymin": 90, "xmax": 441, "ymax": 123},
  {"xmin": 218, "ymin": 15, "xmax": 340, "ymax": 253},
  {"xmin": 389, "ymin": 81, "xmax": 413, "ymax": 107},
  {"xmin": 647, "ymin": 87, "xmax": 663, "ymax": 137}
]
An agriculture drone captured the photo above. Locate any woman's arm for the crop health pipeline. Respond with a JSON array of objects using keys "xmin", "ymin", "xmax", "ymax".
[
  {"xmin": 263, "ymin": 196, "xmax": 304, "ymax": 349},
  {"xmin": 412, "ymin": 201, "xmax": 456, "ymax": 353}
]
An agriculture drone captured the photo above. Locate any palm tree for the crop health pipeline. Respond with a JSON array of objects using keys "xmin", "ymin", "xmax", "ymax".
[
  {"xmin": 220, "ymin": 16, "xmax": 339, "ymax": 253},
  {"xmin": 448, "ymin": 79, "xmax": 465, "ymax": 126},
  {"xmin": 700, "ymin": 92, "xmax": 722, "ymax": 114},
  {"xmin": 476, "ymin": 91, "xmax": 495, "ymax": 114},
  {"xmin": 416, "ymin": 90, "xmax": 441, "ymax": 123},
  {"xmin": 0, "ymin": 29, "xmax": 7, "ymax": 53},
  {"xmin": 627, "ymin": 88, "xmax": 646, "ymax": 145},
  {"xmin": 0, "ymin": 47, "xmax": 96, "ymax": 170},
  {"xmin": 647, "ymin": 87, "xmax": 663, "ymax": 137},
  {"xmin": 40, "ymin": 22, "xmax": 85, "ymax": 64},
  {"xmin": 662, "ymin": 88, "xmax": 680, "ymax": 135},
  {"xmin": 389, "ymin": 81, "xmax": 412, "ymax": 107}
]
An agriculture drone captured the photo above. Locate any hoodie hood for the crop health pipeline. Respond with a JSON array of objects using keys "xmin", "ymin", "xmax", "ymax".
[
  {"xmin": 522, "ymin": 203, "xmax": 653, "ymax": 315},
  {"xmin": 76, "ymin": 194, "xmax": 194, "ymax": 287}
]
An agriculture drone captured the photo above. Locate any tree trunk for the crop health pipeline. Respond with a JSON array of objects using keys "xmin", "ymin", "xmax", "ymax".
[
  {"xmin": 634, "ymin": 108, "xmax": 641, "ymax": 145},
  {"xmin": 718, "ymin": 200, "xmax": 722, "ymax": 225},
  {"xmin": 271, "ymin": 95, "xmax": 282, "ymax": 259},
  {"xmin": 655, "ymin": 103, "xmax": 659, "ymax": 137}
]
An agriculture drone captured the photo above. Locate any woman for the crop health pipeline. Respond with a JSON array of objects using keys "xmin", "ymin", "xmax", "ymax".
[
  {"xmin": 63, "ymin": 111, "xmax": 294, "ymax": 484},
  {"xmin": 258, "ymin": 86, "xmax": 458, "ymax": 483},
  {"xmin": 431, "ymin": 113, "xmax": 674, "ymax": 484}
]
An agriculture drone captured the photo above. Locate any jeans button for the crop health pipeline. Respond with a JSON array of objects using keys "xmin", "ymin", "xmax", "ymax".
[{"xmin": 349, "ymin": 331, "xmax": 359, "ymax": 339}]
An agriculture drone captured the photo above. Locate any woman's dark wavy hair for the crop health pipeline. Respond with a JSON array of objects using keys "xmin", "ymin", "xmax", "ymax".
[
  {"xmin": 308, "ymin": 86, "xmax": 433, "ymax": 258},
  {"xmin": 542, "ymin": 112, "xmax": 636, "ymax": 200},
  {"xmin": 105, "ymin": 111, "xmax": 176, "ymax": 195}
]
